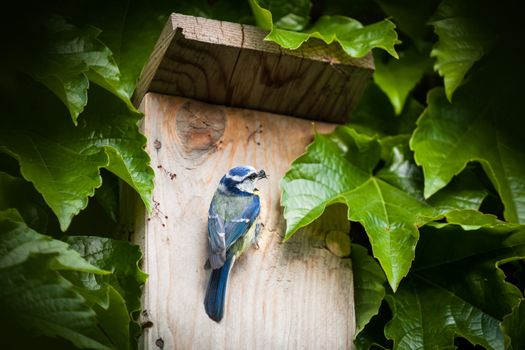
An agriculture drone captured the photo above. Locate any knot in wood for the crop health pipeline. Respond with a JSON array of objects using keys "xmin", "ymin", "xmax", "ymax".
[{"xmin": 175, "ymin": 100, "xmax": 225, "ymax": 161}]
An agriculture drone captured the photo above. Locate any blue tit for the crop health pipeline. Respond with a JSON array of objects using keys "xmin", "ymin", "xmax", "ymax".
[{"xmin": 204, "ymin": 165, "xmax": 267, "ymax": 322}]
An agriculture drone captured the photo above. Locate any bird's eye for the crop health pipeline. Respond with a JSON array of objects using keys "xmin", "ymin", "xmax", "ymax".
[{"xmin": 248, "ymin": 174, "xmax": 257, "ymax": 180}]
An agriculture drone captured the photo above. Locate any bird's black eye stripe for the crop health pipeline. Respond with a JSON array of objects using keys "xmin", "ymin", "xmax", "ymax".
[{"xmin": 248, "ymin": 173, "xmax": 257, "ymax": 180}]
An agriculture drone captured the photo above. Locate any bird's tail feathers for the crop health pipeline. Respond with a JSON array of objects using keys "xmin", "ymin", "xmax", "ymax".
[{"xmin": 204, "ymin": 256, "xmax": 235, "ymax": 322}]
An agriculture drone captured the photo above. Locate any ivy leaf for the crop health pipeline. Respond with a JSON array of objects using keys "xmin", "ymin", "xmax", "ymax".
[
  {"xmin": 0, "ymin": 209, "xmax": 113, "ymax": 349},
  {"xmin": 63, "ymin": 235, "xmax": 147, "ymax": 350},
  {"xmin": 373, "ymin": 47, "xmax": 432, "ymax": 114},
  {"xmin": 376, "ymin": 0, "xmax": 440, "ymax": 44},
  {"xmin": 502, "ymin": 300, "xmax": 525, "ymax": 349},
  {"xmin": 0, "ymin": 171, "xmax": 49, "ymax": 232},
  {"xmin": 66, "ymin": 1, "xmax": 173, "ymax": 97},
  {"xmin": 0, "ymin": 82, "xmax": 153, "ymax": 231},
  {"xmin": 0, "ymin": 209, "xmax": 107, "ymax": 273},
  {"xmin": 443, "ymin": 209, "xmax": 515, "ymax": 230},
  {"xmin": 386, "ymin": 279, "xmax": 504, "ymax": 349},
  {"xmin": 281, "ymin": 126, "xmax": 439, "ymax": 290},
  {"xmin": 257, "ymin": 0, "xmax": 310, "ymax": 31},
  {"xmin": 426, "ymin": 169, "xmax": 488, "ymax": 214},
  {"xmin": 94, "ymin": 170, "xmax": 120, "ymax": 222},
  {"xmin": 250, "ymin": 0, "xmax": 273, "ymax": 29},
  {"xmin": 63, "ymin": 235, "xmax": 147, "ymax": 315},
  {"xmin": 354, "ymin": 302, "xmax": 392, "ymax": 350},
  {"xmin": 85, "ymin": 88, "xmax": 154, "ymax": 219},
  {"xmin": 429, "ymin": 0, "xmax": 494, "ymax": 100},
  {"xmin": 349, "ymin": 83, "xmax": 423, "ymax": 137},
  {"xmin": 385, "ymin": 224, "xmax": 525, "ymax": 349},
  {"xmin": 352, "ymin": 244, "xmax": 386, "ymax": 336},
  {"xmin": 282, "ymin": 125, "xmax": 490, "ymax": 291},
  {"xmin": 94, "ymin": 285, "xmax": 131, "ymax": 350},
  {"xmin": 0, "ymin": 137, "xmax": 107, "ymax": 232},
  {"xmin": 376, "ymin": 137, "xmax": 425, "ymax": 201},
  {"xmin": 0, "ymin": 255, "xmax": 113, "ymax": 350},
  {"xmin": 24, "ymin": 15, "xmax": 132, "ymax": 124},
  {"xmin": 250, "ymin": 0, "xmax": 399, "ymax": 58},
  {"xmin": 379, "ymin": 140, "xmax": 487, "ymax": 211},
  {"xmin": 410, "ymin": 85, "xmax": 525, "ymax": 223}
]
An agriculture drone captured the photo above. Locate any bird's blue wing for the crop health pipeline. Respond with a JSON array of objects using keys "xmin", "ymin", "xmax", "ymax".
[
  {"xmin": 224, "ymin": 195, "xmax": 260, "ymax": 248},
  {"xmin": 208, "ymin": 203, "xmax": 226, "ymax": 269}
]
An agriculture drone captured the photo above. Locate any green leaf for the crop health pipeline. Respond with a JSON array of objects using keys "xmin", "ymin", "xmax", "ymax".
[
  {"xmin": 377, "ymin": 139, "xmax": 487, "ymax": 212},
  {"xmin": 250, "ymin": 0, "xmax": 399, "ymax": 58},
  {"xmin": 373, "ymin": 47, "xmax": 432, "ymax": 114},
  {"xmin": 63, "ymin": 235, "xmax": 147, "ymax": 315},
  {"xmin": 354, "ymin": 302, "xmax": 392, "ymax": 350},
  {"xmin": 426, "ymin": 169, "xmax": 488, "ymax": 214},
  {"xmin": 257, "ymin": 0, "xmax": 310, "ymax": 31},
  {"xmin": 0, "ymin": 138, "xmax": 107, "ymax": 232},
  {"xmin": 250, "ymin": 0, "xmax": 274, "ymax": 29},
  {"xmin": 0, "ymin": 171, "xmax": 49, "ymax": 232},
  {"xmin": 349, "ymin": 83, "xmax": 424, "ymax": 137},
  {"xmin": 0, "ymin": 209, "xmax": 113, "ymax": 349},
  {"xmin": 0, "ymin": 83, "xmax": 153, "ymax": 231},
  {"xmin": 94, "ymin": 285, "xmax": 131, "ymax": 350},
  {"xmin": 94, "ymin": 170, "xmax": 120, "ymax": 222},
  {"xmin": 352, "ymin": 244, "xmax": 386, "ymax": 336},
  {"xmin": 376, "ymin": 136, "xmax": 424, "ymax": 201},
  {"xmin": 69, "ymin": 1, "xmax": 171, "ymax": 97},
  {"xmin": 0, "ymin": 209, "xmax": 107, "ymax": 274},
  {"xmin": 25, "ymin": 15, "xmax": 132, "ymax": 124},
  {"xmin": 82, "ymin": 88, "xmax": 154, "ymax": 217},
  {"xmin": 385, "ymin": 278, "xmax": 504, "ymax": 349},
  {"xmin": 444, "ymin": 209, "xmax": 513, "ymax": 230},
  {"xmin": 410, "ymin": 86, "xmax": 525, "ymax": 223},
  {"xmin": 281, "ymin": 126, "xmax": 439, "ymax": 290},
  {"xmin": 429, "ymin": 0, "xmax": 494, "ymax": 100},
  {"xmin": 502, "ymin": 299, "xmax": 525, "ymax": 349},
  {"xmin": 63, "ymin": 235, "xmax": 147, "ymax": 348},
  {"xmin": 376, "ymin": 0, "xmax": 440, "ymax": 44},
  {"xmin": 385, "ymin": 224, "xmax": 525, "ymax": 349},
  {"xmin": 0, "ymin": 255, "xmax": 113, "ymax": 350}
]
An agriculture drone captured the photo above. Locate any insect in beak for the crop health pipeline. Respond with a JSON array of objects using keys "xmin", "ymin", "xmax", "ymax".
[{"xmin": 257, "ymin": 169, "xmax": 268, "ymax": 179}]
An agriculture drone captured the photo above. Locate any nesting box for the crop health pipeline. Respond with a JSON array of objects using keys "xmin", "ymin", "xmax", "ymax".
[{"xmin": 130, "ymin": 13, "xmax": 374, "ymax": 350}]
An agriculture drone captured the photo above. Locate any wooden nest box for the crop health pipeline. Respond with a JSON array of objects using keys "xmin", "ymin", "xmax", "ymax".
[{"xmin": 131, "ymin": 13, "xmax": 374, "ymax": 350}]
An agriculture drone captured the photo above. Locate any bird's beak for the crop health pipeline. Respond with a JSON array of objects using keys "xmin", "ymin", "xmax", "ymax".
[{"xmin": 257, "ymin": 169, "xmax": 268, "ymax": 179}]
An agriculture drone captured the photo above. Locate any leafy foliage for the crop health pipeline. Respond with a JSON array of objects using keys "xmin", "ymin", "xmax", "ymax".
[
  {"xmin": 22, "ymin": 15, "xmax": 133, "ymax": 124},
  {"xmin": 429, "ymin": 0, "xmax": 495, "ymax": 100},
  {"xmin": 373, "ymin": 47, "xmax": 431, "ymax": 115},
  {"xmin": 0, "ymin": 209, "xmax": 146, "ymax": 349},
  {"xmin": 281, "ymin": 127, "xmax": 440, "ymax": 290},
  {"xmin": 63, "ymin": 236, "xmax": 148, "ymax": 315},
  {"xmin": 250, "ymin": 0, "xmax": 399, "ymax": 58},
  {"xmin": 0, "ymin": 2, "xmax": 162, "ymax": 347},
  {"xmin": 502, "ymin": 300, "xmax": 525, "ymax": 349},
  {"xmin": 0, "ymin": 171, "xmax": 49, "ymax": 232},
  {"xmin": 273, "ymin": 0, "xmax": 525, "ymax": 348},
  {"xmin": 0, "ymin": 83, "xmax": 153, "ymax": 231},
  {"xmin": 281, "ymin": 125, "xmax": 490, "ymax": 291},
  {"xmin": 1, "ymin": 0, "xmax": 524, "ymax": 349},
  {"xmin": 352, "ymin": 244, "xmax": 386, "ymax": 335},
  {"xmin": 0, "ymin": 209, "xmax": 111, "ymax": 349},
  {"xmin": 410, "ymin": 72, "xmax": 525, "ymax": 223},
  {"xmin": 385, "ymin": 224, "xmax": 525, "ymax": 349}
]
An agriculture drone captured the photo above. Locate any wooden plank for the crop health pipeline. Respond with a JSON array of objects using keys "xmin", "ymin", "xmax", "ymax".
[
  {"xmin": 134, "ymin": 13, "xmax": 374, "ymax": 124},
  {"xmin": 134, "ymin": 93, "xmax": 356, "ymax": 349}
]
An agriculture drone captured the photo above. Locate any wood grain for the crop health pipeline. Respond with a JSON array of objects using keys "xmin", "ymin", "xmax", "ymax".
[
  {"xmin": 133, "ymin": 93, "xmax": 356, "ymax": 349},
  {"xmin": 134, "ymin": 13, "xmax": 374, "ymax": 124}
]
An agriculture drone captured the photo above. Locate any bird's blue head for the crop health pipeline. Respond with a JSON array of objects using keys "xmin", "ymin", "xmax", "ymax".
[{"xmin": 218, "ymin": 165, "xmax": 267, "ymax": 195}]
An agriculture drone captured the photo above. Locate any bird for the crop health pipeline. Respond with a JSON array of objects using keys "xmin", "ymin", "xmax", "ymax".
[{"xmin": 204, "ymin": 165, "xmax": 267, "ymax": 322}]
